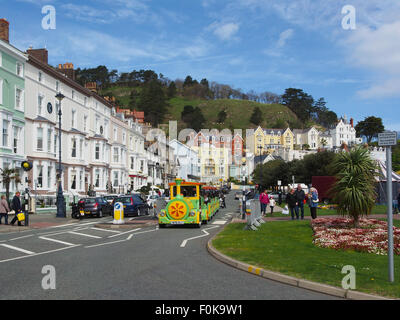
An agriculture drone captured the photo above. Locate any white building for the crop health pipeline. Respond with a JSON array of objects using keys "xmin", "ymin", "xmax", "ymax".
[
  {"xmin": 293, "ymin": 127, "xmax": 320, "ymax": 150},
  {"xmin": 169, "ymin": 139, "xmax": 200, "ymax": 182},
  {"xmin": 327, "ymin": 116, "xmax": 362, "ymax": 148}
]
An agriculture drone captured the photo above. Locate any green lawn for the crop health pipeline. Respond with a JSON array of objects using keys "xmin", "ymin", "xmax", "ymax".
[{"xmin": 213, "ymin": 220, "xmax": 400, "ymax": 298}]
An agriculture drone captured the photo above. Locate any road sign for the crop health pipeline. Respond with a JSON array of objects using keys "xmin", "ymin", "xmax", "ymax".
[
  {"xmin": 378, "ymin": 132, "xmax": 398, "ymax": 147},
  {"xmin": 277, "ymin": 180, "xmax": 282, "ymax": 186}
]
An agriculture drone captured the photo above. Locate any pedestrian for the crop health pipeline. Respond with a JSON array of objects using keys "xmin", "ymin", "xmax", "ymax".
[
  {"xmin": 259, "ymin": 190, "xmax": 270, "ymax": 216},
  {"xmin": 269, "ymin": 196, "xmax": 275, "ymax": 215},
  {"xmin": 294, "ymin": 184, "xmax": 306, "ymax": 220},
  {"xmin": 396, "ymin": 190, "xmax": 400, "ymax": 214},
  {"xmin": 10, "ymin": 192, "xmax": 22, "ymax": 226},
  {"xmin": 278, "ymin": 190, "xmax": 282, "ymax": 206},
  {"xmin": 286, "ymin": 189, "xmax": 298, "ymax": 220},
  {"xmin": 308, "ymin": 187, "xmax": 319, "ymax": 219},
  {"xmin": 0, "ymin": 195, "xmax": 10, "ymax": 225}
]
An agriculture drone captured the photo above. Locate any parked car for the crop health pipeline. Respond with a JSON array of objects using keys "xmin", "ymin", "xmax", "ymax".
[
  {"xmin": 146, "ymin": 194, "xmax": 160, "ymax": 208},
  {"xmin": 75, "ymin": 197, "xmax": 113, "ymax": 218},
  {"xmin": 113, "ymin": 194, "xmax": 149, "ymax": 217},
  {"xmin": 104, "ymin": 195, "xmax": 118, "ymax": 204},
  {"xmin": 269, "ymin": 192, "xmax": 287, "ymax": 202}
]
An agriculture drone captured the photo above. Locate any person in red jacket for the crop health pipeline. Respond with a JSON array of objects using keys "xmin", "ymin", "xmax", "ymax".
[{"xmin": 259, "ymin": 190, "xmax": 270, "ymax": 216}]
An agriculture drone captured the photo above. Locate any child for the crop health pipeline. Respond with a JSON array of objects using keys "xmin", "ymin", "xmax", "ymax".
[{"xmin": 269, "ymin": 196, "xmax": 276, "ymax": 215}]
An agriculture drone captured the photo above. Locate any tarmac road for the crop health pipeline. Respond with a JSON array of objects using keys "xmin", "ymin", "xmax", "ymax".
[{"xmin": 0, "ymin": 192, "xmax": 338, "ymax": 300}]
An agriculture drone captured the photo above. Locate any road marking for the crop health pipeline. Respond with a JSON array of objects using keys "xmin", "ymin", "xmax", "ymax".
[
  {"xmin": 212, "ymin": 220, "xmax": 227, "ymax": 225},
  {"xmin": 0, "ymin": 245, "xmax": 80, "ymax": 264},
  {"xmin": 0, "ymin": 243, "xmax": 35, "ymax": 255},
  {"xmin": 68, "ymin": 231, "xmax": 102, "ymax": 239},
  {"xmin": 8, "ymin": 235, "xmax": 34, "ymax": 241},
  {"xmin": 180, "ymin": 226, "xmax": 220, "ymax": 248},
  {"xmin": 127, "ymin": 234, "xmax": 134, "ymax": 240},
  {"xmin": 39, "ymin": 236, "xmax": 76, "ymax": 246},
  {"xmin": 90, "ymin": 227, "xmax": 121, "ymax": 233},
  {"xmin": 107, "ymin": 228, "xmax": 141, "ymax": 238},
  {"xmin": 46, "ymin": 222, "xmax": 79, "ymax": 229},
  {"xmin": 85, "ymin": 239, "xmax": 127, "ymax": 249}
]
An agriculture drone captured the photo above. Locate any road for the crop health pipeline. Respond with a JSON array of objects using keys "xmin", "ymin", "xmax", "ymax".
[{"xmin": 0, "ymin": 192, "xmax": 338, "ymax": 300}]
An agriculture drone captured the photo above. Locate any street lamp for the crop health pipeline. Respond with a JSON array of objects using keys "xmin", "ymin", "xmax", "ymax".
[
  {"xmin": 55, "ymin": 92, "xmax": 66, "ymax": 218},
  {"xmin": 241, "ymin": 157, "xmax": 247, "ymax": 219}
]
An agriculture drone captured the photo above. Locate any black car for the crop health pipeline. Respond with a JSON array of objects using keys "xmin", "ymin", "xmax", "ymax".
[
  {"xmin": 75, "ymin": 197, "xmax": 113, "ymax": 218},
  {"xmin": 113, "ymin": 194, "xmax": 149, "ymax": 217}
]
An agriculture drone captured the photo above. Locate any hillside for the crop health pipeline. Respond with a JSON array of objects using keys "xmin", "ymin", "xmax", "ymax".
[{"xmin": 100, "ymin": 85, "xmax": 301, "ymax": 132}]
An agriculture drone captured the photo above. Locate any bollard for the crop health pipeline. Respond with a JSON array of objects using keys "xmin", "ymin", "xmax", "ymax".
[
  {"xmin": 113, "ymin": 202, "xmax": 125, "ymax": 225},
  {"xmin": 254, "ymin": 200, "xmax": 265, "ymax": 224}
]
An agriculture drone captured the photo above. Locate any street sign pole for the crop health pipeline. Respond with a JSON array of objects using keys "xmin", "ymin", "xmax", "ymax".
[
  {"xmin": 379, "ymin": 131, "xmax": 397, "ymax": 283},
  {"xmin": 386, "ymin": 146, "xmax": 394, "ymax": 283}
]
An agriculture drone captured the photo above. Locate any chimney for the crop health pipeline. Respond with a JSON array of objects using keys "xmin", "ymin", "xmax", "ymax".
[
  {"xmin": 0, "ymin": 18, "xmax": 9, "ymax": 43},
  {"xmin": 350, "ymin": 118, "xmax": 354, "ymax": 128},
  {"xmin": 27, "ymin": 48, "xmax": 49, "ymax": 65},
  {"xmin": 57, "ymin": 62, "xmax": 76, "ymax": 80}
]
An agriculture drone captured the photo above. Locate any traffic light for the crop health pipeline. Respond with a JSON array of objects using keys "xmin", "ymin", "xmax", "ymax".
[{"xmin": 21, "ymin": 161, "xmax": 33, "ymax": 172}]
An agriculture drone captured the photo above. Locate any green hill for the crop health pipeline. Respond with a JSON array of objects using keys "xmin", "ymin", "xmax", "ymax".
[{"xmin": 100, "ymin": 86, "xmax": 300, "ymax": 132}]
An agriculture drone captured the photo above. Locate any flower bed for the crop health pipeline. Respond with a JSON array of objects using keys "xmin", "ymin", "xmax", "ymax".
[{"xmin": 311, "ymin": 218, "xmax": 400, "ymax": 255}]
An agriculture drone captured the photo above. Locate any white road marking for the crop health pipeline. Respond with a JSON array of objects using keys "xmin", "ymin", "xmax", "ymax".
[
  {"xmin": 212, "ymin": 220, "xmax": 227, "ymax": 225},
  {"xmin": 39, "ymin": 236, "xmax": 76, "ymax": 246},
  {"xmin": 0, "ymin": 245, "xmax": 80, "ymax": 264},
  {"xmin": 107, "ymin": 228, "xmax": 142, "ymax": 238},
  {"xmin": 68, "ymin": 231, "xmax": 102, "ymax": 239},
  {"xmin": 127, "ymin": 234, "xmax": 134, "ymax": 240},
  {"xmin": 0, "ymin": 243, "xmax": 35, "ymax": 255},
  {"xmin": 180, "ymin": 226, "xmax": 220, "ymax": 248},
  {"xmin": 46, "ymin": 222, "xmax": 79, "ymax": 229},
  {"xmin": 85, "ymin": 239, "xmax": 127, "ymax": 249},
  {"xmin": 8, "ymin": 235, "xmax": 34, "ymax": 241},
  {"xmin": 90, "ymin": 227, "xmax": 121, "ymax": 233}
]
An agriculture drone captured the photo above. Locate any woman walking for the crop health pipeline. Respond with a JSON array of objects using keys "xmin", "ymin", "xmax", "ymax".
[
  {"xmin": 309, "ymin": 187, "xmax": 319, "ymax": 219},
  {"xmin": 0, "ymin": 195, "xmax": 10, "ymax": 225},
  {"xmin": 259, "ymin": 190, "xmax": 270, "ymax": 216}
]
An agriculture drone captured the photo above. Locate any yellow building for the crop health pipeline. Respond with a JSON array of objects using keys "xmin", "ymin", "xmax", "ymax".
[
  {"xmin": 191, "ymin": 144, "xmax": 230, "ymax": 184},
  {"xmin": 249, "ymin": 127, "xmax": 295, "ymax": 156}
]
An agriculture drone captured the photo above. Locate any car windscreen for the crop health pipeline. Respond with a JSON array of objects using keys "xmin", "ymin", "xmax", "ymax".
[
  {"xmin": 115, "ymin": 197, "xmax": 131, "ymax": 204},
  {"xmin": 83, "ymin": 198, "xmax": 96, "ymax": 204}
]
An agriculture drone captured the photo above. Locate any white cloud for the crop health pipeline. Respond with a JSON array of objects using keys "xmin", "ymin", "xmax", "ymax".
[
  {"xmin": 263, "ymin": 28, "xmax": 294, "ymax": 57},
  {"xmin": 210, "ymin": 22, "xmax": 240, "ymax": 41}
]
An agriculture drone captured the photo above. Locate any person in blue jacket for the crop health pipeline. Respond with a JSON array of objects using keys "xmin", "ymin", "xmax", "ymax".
[{"xmin": 308, "ymin": 187, "xmax": 319, "ymax": 219}]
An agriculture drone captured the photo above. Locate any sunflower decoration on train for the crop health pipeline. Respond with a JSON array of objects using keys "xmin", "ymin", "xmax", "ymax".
[{"xmin": 168, "ymin": 201, "xmax": 188, "ymax": 220}]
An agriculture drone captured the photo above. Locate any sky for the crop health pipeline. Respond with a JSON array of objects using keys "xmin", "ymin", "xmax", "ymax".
[{"xmin": 2, "ymin": 0, "xmax": 400, "ymax": 131}]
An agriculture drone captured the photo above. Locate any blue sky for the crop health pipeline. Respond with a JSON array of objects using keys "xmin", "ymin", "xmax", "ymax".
[{"xmin": 2, "ymin": 0, "xmax": 400, "ymax": 131}]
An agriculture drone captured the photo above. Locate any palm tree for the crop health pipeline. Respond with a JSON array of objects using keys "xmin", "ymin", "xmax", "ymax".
[
  {"xmin": 330, "ymin": 146, "xmax": 378, "ymax": 227},
  {"xmin": 0, "ymin": 168, "xmax": 21, "ymax": 205}
]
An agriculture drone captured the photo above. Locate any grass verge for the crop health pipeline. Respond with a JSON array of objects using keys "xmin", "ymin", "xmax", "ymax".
[{"xmin": 212, "ymin": 220, "xmax": 400, "ymax": 298}]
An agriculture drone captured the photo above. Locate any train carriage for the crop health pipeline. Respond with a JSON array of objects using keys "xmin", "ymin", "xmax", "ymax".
[{"xmin": 159, "ymin": 179, "xmax": 208, "ymax": 228}]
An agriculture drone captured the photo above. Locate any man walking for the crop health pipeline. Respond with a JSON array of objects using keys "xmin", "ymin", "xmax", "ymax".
[
  {"xmin": 10, "ymin": 192, "xmax": 22, "ymax": 226},
  {"xmin": 294, "ymin": 184, "xmax": 306, "ymax": 220},
  {"xmin": 286, "ymin": 189, "xmax": 298, "ymax": 220}
]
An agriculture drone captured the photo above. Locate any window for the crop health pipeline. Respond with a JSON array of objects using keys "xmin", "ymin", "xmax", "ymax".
[
  {"xmin": 130, "ymin": 157, "xmax": 135, "ymax": 170},
  {"xmin": 56, "ymin": 81, "xmax": 59, "ymax": 92},
  {"xmin": 71, "ymin": 171, "xmax": 77, "ymax": 190},
  {"xmin": 16, "ymin": 63, "xmax": 23, "ymax": 77},
  {"xmin": 72, "ymin": 90, "xmax": 75, "ymax": 100},
  {"xmin": 95, "ymin": 143, "xmax": 100, "ymax": 160},
  {"xmin": 37, "ymin": 128, "xmax": 43, "ymax": 151},
  {"xmin": 79, "ymin": 171, "xmax": 83, "ymax": 190},
  {"xmin": 95, "ymin": 169, "xmax": 100, "ymax": 188},
  {"xmin": 15, "ymin": 88, "xmax": 23, "ymax": 110},
  {"xmin": 71, "ymin": 110, "xmax": 76, "ymax": 128},
  {"xmin": 0, "ymin": 79, "xmax": 3, "ymax": 105},
  {"xmin": 47, "ymin": 166, "xmax": 52, "ymax": 189},
  {"xmin": 2, "ymin": 120, "xmax": 9, "ymax": 147},
  {"xmin": 83, "ymin": 116, "xmax": 88, "ymax": 132},
  {"xmin": 38, "ymin": 95, "xmax": 43, "ymax": 115},
  {"xmin": 38, "ymin": 71, "xmax": 43, "ymax": 82},
  {"xmin": 113, "ymin": 128, "xmax": 117, "ymax": 141},
  {"xmin": 71, "ymin": 138, "xmax": 77, "ymax": 158},
  {"xmin": 79, "ymin": 139, "xmax": 83, "ymax": 158},
  {"xmin": 113, "ymin": 147, "xmax": 119, "ymax": 163},
  {"xmin": 37, "ymin": 166, "xmax": 43, "ymax": 188},
  {"xmin": 13, "ymin": 127, "xmax": 19, "ymax": 153},
  {"xmin": 122, "ymin": 132, "xmax": 126, "ymax": 144},
  {"xmin": 84, "ymin": 97, "xmax": 87, "ymax": 106},
  {"xmin": 113, "ymin": 172, "xmax": 119, "ymax": 187},
  {"xmin": 47, "ymin": 129, "xmax": 52, "ymax": 153}
]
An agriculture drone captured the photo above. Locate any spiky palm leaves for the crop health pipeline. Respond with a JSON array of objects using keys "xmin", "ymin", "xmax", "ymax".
[
  {"xmin": 0, "ymin": 168, "xmax": 21, "ymax": 204},
  {"xmin": 331, "ymin": 146, "xmax": 378, "ymax": 227}
]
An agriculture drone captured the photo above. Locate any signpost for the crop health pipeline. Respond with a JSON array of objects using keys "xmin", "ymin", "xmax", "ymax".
[{"xmin": 378, "ymin": 131, "xmax": 398, "ymax": 283}]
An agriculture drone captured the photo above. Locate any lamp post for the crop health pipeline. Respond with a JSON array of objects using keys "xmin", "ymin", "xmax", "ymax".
[
  {"xmin": 241, "ymin": 157, "xmax": 247, "ymax": 219},
  {"xmin": 55, "ymin": 92, "xmax": 66, "ymax": 218}
]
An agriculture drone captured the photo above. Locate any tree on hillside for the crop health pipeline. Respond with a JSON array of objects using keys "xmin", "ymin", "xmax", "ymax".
[
  {"xmin": 129, "ymin": 88, "xmax": 140, "ymax": 109},
  {"xmin": 181, "ymin": 105, "xmax": 205, "ymax": 131},
  {"xmin": 355, "ymin": 116, "xmax": 385, "ymax": 143},
  {"xmin": 217, "ymin": 110, "xmax": 227, "ymax": 124},
  {"xmin": 250, "ymin": 107, "xmax": 263, "ymax": 126},
  {"xmin": 281, "ymin": 88, "xmax": 314, "ymax": 122},
  {"xmin": 167, "ymin": 81, "xmax": 177, "ymax": 98},
  {"xmin": 138, "ymin": 80, "xmax": 168, "ymax": 127}
]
